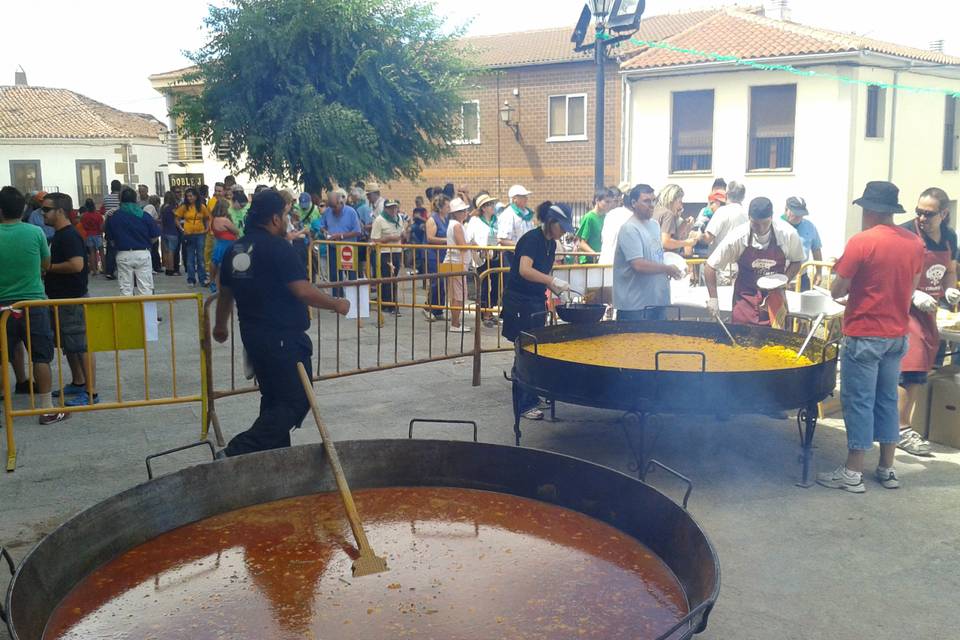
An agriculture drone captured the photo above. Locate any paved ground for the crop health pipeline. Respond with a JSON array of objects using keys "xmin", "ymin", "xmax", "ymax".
[{"xmin": 2, "ymin": 274, "xmax": 960, "ymax": 639}]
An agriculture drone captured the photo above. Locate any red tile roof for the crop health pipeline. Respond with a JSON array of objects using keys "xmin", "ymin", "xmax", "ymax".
[
  {"xmin": 622, "ymin": 9, "xmax": 960, "ymax": 70},
  {"xmin": 462, "ymin": 9, "xmax": 726, "ymax": 68},
  {"xmin": 0, "ymin": 85, "xmax": 166, "ymax": 139}
]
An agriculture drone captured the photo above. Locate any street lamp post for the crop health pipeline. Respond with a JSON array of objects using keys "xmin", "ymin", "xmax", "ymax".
[
  {"xmin": 593, "ymin": 3, "xmax": 608, "ymax": 191},
  {"xmin": 573, "ymin": 1, "xmax": 646, "ymax": 191}
]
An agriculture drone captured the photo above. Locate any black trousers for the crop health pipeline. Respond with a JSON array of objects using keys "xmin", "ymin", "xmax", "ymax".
[
  {"xmin": 224, "ymin": 328, "xmax": 313, "ymax": 456},
  {"xmin": 104, "ymin": 240, "xmax": 117, "ymax": 276},
  {"xmin": 377, "ymin": 252, "xmax": 401, "ymax": 308},
  {"xmin": 476, "ymin": 253, "xmax": 502, "ymax": 313},
  {"xmin": 150, "ymin": 242, "xmax": 161, "ymax": 272}
]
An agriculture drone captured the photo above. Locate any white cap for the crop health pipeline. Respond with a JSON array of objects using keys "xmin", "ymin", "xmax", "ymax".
[
  {"xmin": 508, "ymin": 184, "xmax": 531, "ymax": 199},
  {"xmin": 449, "ymin": 197, "xmax": 470, "ymax": 213}
]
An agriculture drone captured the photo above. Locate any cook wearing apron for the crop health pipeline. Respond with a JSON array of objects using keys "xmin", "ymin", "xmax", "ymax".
[
  {"xmin": 704, "ymin": 197, "xmax": 805, "ymax": 324},
  {"xmin": 897, "ymin": 197, "xmax": 960, "ymax": 457},
  {"xmin": 501, "ymin": 203, "xmax": 575, "ymax": 420}
]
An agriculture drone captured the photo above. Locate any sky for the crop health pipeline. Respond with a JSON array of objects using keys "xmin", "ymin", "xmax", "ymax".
[{"xmin": 2, "ymin": 0, "xmax": 958, "ymax": 124}]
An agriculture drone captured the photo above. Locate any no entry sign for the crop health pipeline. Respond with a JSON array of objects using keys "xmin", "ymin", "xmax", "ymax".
[{"xmin": 338, "ymin": 244, "xmax": 355, "ymax": 271}]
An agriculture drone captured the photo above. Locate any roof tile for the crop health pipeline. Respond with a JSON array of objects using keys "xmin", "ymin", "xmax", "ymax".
[{"xmin": 622, "ymin": 9, "xmax": 960, "ymax": 70}]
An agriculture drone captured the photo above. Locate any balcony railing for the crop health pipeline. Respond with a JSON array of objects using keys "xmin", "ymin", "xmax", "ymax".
[{"xmin": 167, "ymin": 133, "xmax": 204, "ymax": 163}]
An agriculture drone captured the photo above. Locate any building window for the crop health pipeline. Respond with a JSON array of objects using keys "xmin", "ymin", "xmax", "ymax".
[
  {"xmin": 548, "ymin": 94, "xmax": 587, "ymax": 141},
  {"xmin": 9, "ymin": 160, "xmax": 42, "ymax": 195},
  {"xmin": 76, "ymin": 160, "xmax": 107, "ymax": 206},
  {"xmin": 455, "ymin": 101, "xmax": 480, "ymax": 144},
  {"xmin": 865, "ymin": 86, "xmax": 886, "ymax": 139},
  {"xmin": 748, "ymin": 84, "xmax": 796, "ymax": 171},
  {"xmin": 671, "ymin": 90, "xmax": 714, "ymax": 172},
  {"xmin": 944, "ymin": 96, "xmax": 959, "ymax": 171}
]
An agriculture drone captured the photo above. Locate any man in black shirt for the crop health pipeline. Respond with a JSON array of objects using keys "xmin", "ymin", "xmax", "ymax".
[
  {"xmin": 213, "ymin": 190, "xmax": 350, "ymax": 456},
  {"xmin": 43, "ymin": 193, "xmax": 97, "ymax": 407}
]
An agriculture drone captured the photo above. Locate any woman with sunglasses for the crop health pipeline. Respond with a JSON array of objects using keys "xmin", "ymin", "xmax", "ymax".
[{"xmin": 896, "ymin": 187, "xmax": 960, "ymax": 457}]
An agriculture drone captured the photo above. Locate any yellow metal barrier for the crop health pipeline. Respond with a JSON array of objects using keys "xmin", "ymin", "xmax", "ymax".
[
  {"xmin": 1, "ymin": 293, "xmax": 214, "ymax": 472},
  {"xmin": 202, "ymin": 270, "xmax": 482, "ymax": 440}
]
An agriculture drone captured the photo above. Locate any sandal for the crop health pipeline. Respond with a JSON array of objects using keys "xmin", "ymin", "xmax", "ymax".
[{"xmin": 522, "ymin": 408, "xmax": 544, "ymax": 420}]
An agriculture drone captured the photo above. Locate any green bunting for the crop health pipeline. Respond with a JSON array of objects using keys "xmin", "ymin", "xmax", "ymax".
[{"xmin": 595, "ymin": 33, "xmax": 960, "ymax": 98}]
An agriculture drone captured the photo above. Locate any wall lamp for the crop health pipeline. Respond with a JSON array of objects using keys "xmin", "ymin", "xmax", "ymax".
[{"xmin": 499, "ymin": 101, "xmax": 521, "ymax": 141}]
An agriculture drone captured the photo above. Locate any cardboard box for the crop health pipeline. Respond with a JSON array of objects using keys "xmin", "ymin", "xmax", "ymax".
[{"xmin": 927, "ymin": 369, "xmax": 960, "ymax": 450}]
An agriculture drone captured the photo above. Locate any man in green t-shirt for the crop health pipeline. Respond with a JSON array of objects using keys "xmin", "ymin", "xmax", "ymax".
[
  {"xmin": 0, "ymin": 186, "xmax": 67, "ymax": 424},
  {"xmin": 576, "ymin": 187, "xmax": 618, "ymax": 264}
]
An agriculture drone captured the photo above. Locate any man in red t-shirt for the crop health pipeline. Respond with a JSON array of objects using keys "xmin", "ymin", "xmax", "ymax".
[{"xmin": 817, "ymin": 181, "xmax": 924, "ymax": 493}]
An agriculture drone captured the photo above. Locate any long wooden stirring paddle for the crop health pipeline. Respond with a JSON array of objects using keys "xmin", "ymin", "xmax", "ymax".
[{"xmin": 296, "ymin": 363, "xmax": 388, "ymax": 577}]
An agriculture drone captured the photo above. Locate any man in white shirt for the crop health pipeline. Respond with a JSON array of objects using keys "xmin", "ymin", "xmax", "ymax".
[
  {"xmin": 496, "ymin": 184, "xmax": 536, "ymax": 247},
  {"xmin": 702, "ymin": 180, "xmax": 747, "ymax": 284},
  {"xmin": 599, "ymin": 202, "xmax": 635, "ymax": 265},
  {"xmin": 705, "ymin": 197, "xmax": 805, "ymax": 325}
]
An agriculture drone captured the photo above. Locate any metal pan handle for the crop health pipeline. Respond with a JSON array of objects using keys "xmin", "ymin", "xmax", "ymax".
[
  {"xmin": 644, "ymin": 459, "xmax": 693, "ymax": 509},
  {"xmin": 654, "ymin": 600, "xmax": 714, "ymax": 640},
  {"xmin": 820, "ymin": 337, "xmax": 842, "ymax": 362},
  {"xmin": 654, "ymin": 350, "xmax": 706, "ymax": 373},
  {"xmin": 518, "ymin": 331, "xmax": 539, "ymax": 354},
  {"xmin": 408, "ymin": 419, "xmax": 479, "ymax": 443},
  {"xmin": 0, "ymin": 545, "xmax": 15, "ymax": 624},
  {"xmin": 145, "ymin": 440, "xmax": 216, "ymax": 480}
]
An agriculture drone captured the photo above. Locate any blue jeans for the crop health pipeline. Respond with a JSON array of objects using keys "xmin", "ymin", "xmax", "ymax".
[
  {"xmin": 183, "ymin": 233, "xmax": 207, "ymax": 284},
  {"xmin": 840, "ymin": 336, "xmax": 908, "ymax": 451}
]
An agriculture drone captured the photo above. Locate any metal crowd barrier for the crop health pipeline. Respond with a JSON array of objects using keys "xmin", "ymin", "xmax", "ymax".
[
  {"xmin": 202, "ymin": 270, "xmax": 482, "ymax": 440},
  {"xmin": 1, "ymin": 293, "xmax": 214, "ymax": 472}
]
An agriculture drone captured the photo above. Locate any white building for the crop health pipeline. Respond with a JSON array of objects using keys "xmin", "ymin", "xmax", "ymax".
[
  {"xmin": 0, "ymin": 75, "xmax": 167, "ymax": 206},
  {"xmin": 621, "ymin": 9, "xmax": 960, "ymax": 258}
]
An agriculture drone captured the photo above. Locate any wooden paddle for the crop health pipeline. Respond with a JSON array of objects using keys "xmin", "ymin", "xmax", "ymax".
[{"xmin": 296, "ymin": 362, "xmax": 388, "ymax": 577}]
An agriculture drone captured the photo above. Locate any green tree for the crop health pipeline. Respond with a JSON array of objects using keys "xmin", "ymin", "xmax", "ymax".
[{"xmin": 173, "ymin": 0, "xmax": 470, "ymax": 192}]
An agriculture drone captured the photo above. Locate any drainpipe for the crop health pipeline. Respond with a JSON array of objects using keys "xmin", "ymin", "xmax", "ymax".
[{"xmin": 887, "ymin": 69, "xmax": 900, "ymax": 181}]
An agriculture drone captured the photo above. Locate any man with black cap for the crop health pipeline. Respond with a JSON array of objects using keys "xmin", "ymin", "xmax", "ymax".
[
  {"xmin": 613, "ymin": 184, "xmax": 684, "ymax": 321},
  {"xmin": 212, "ymin": 190, "xmax": 350, "ymax": 457},
  {"xmin": 782, "ymin": 196, "xmax": 823, "ymax": 289},
  {"xmin": 501, "ymin": 201, "xmax": 574, "ymax": 420},
  {"xmin": 817, "ymin": 181, "xmax": 924, "ymax": 492},
  {"xmin": 704, "ymin": 197, "xmax": 804, "ymax": 325}
]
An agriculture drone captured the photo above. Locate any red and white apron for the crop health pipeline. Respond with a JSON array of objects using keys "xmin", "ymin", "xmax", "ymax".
[
  {"xmin": 902, "ymin": 221, "xmax": 950, "ymax": 373},
  {"xmin": 731, "ymin": 229, "xmax": 787, "ymax": 325}
]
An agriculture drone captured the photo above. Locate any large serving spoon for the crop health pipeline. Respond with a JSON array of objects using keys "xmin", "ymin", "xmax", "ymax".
[{"xmin": 297, "ymin": 363, "xmax": 388, "ymax": 577}]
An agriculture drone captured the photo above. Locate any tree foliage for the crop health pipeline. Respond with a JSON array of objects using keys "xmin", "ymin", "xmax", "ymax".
[{"xmin": 172, "ymin": 0, "xmax": 471, "ymax": 192}]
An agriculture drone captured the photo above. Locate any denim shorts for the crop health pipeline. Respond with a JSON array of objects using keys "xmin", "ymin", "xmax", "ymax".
[
  {"xmin": 163, "ymin": 234, "xmax": 181, "ymax": 253},
  {"xmin": 840, "ymin": 335, "xmax": 908, "ymax": 450},
  {"xmin": 85, "ymin": 235, "xmax": 103, "ymax": 250},
  {"xmin": 2, "ymin": 305, "xmax": 54, "ymax": 364}
]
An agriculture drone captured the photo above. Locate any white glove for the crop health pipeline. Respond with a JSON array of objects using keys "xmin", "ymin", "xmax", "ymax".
[
  {"xmin": 549, "ymin": 277, "xmax": 571, "ymax": 295},
  {"xmin": 706, "ymin": 298, "xmax": 720, "ymax": 317},
  {"xmin": 912, "ymin": 290, "xmax": 938, "ymax": 313},
  {"xmin": 945, "ymin": 288, "xmax": 960, "ymax": 305}
]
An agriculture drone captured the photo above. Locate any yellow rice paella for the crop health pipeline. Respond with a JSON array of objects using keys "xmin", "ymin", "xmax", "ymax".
[{"xmin": 525, "ymin": 333, "xmax": 813, "ymax": 372}]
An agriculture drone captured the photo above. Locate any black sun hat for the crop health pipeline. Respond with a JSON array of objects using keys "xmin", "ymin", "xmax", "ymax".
[{"xmin": 852, "ymin": 181, "xmax": 905, "ymax": 214}]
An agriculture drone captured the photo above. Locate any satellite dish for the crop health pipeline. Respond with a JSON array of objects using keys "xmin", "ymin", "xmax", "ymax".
[
  {"xmin": 608, "ymin": 0, "xmax": 646, "ymax": 33},
  {"xmin": 571, "ymin": 4, "xmax": 591, "ymax": 47}
]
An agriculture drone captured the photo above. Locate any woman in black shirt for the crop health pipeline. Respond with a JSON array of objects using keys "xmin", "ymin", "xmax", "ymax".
[{"xmin": 501, "ymin": 202, "xmax": 575, "ymax": 419}]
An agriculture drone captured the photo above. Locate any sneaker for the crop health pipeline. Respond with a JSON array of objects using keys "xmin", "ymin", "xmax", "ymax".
[
  {"xmin": 449, "ymin": 324, "xmax": 471, "ymax": 333},
  {"xmin": 39, "ymin": 412, "xmax": 70, "ymax": 425},
  {"xmin": 172, "ymin": 271, "xmax": 182, "ymax": 276},
  {"xmin": 53, "ymin": 383, "xmax": 86, "ymax": 398},
  {"xmin": 104, "ymin": 275, "xmax": 116, "ymax": 280},
  {"xmin": 875, "ymin": 466, "xmax": 901, "ymax": 489},
  {"xmin": 482, "ymin": 319, "xmax": 497, "ymax": 329},
  {"xmin": 422, "ymin": 309, "xmax": 436, "ymax": 322},
  {"xmin": 898, "ymin": 428, "xmax": 932, "ymax": 456},
  {"xmin": 522, "ymin": 408, "xmax": 544, "ymax": 420},
  {"xmin": 816, "ymin": 465, "xmax": 866, "ymax": 493},
  {"xmin": 65, "ymin": 391, "xmax": 100, "ymax": 407},
  {"xmin": 214, "ymin": 448, "xmax": 229, "ymax": 460}
]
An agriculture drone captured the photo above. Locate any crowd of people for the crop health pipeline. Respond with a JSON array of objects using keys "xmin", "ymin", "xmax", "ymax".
[{"xmin": 3, "ymin": 170, "xmax": 958, "ymax": 486}]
